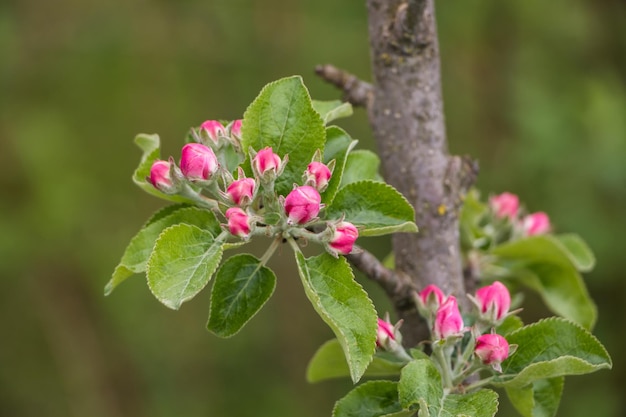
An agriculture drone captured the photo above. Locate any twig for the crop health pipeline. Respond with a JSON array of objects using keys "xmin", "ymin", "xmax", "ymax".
[
  {"xmin": 347, "ymin": 248, "xmax": 415, "ymax": 308},
  {"xmin": 314, "ymin": 64, "xmax": 373, "ymax": 108}
]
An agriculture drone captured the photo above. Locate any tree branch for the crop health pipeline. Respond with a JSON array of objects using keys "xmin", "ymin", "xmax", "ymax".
[
  {"xmin": 314, "ymin": 64, "xmax": 373, "ymax": 108},
  {"xmin": 364, "ymin": 0, "xmax": 473, "ymax": 346},
  {"xmin": 347, "ymin": 248, "xmax": 415, "ymax": 307}
]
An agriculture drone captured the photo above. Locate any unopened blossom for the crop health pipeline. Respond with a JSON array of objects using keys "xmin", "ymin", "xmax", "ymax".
[
  {"xmin": 433, "ymin": 296, "xmax": 464, "ymax": 340},
  {"xmin": 490, "ymin": 192, "xmax": 520, "ymax": 219},
  {"xmin": 327, "ymin": 221, "xmax": 358, "ymax": 255},
  {"xmin": 180, "ymin": 143, "xmax": 218, "ymax": 181},
  {"xmin": 475, "ymin": 333, "xmax": 510, "ymax": 372},
  {"xmin": 522, "ymin": 212, "xmax": 551, "ymax": 236},
  {"xmin": 252, "ymin": 147, "xmax": 282, "ymax": 178},
  {"xmin": 376, "ymin": 318, "xmax": 396, "ymax": 348},
  {"xmin": 149, "ymin": 160, "xmax": 174, "ymax": 193},
  {"xmin": 226, "ymin": 177, "xmax": 256, "ymax": 206},
  {"xmin": 304, "ymin": 161, "xmax": 332, "ymax": 192},
  {"xmin": 419, "ymin": 284, "xmax": 446, "ymax": 311},
  {"xmin": 225, "ymin": 207, "xmax": 251, "ymax": 238},
  {"xmin": 200, "ymin": 120, "xmax": 226, "ymax": 143},
  {"xmin": 475, "ymin": 281, "xmax": 511, "ymax": 323},
  {"xmin": 229, "ymin": 119, "xmax": 242, "ymax": 138},
  {"xmin": 284, "ymin": 185, "xmax": 321, "ymax": 224}
]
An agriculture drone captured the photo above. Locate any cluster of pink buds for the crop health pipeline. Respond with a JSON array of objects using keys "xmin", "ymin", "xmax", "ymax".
[
  {"xmin": 147, "ymin": 120, "xmax": 360, "ymax": 257},
  {"xmin": 415, "ymin": 281, "xmax": 515, "ymax": 374},
  {"xmin": 489, "ymin": 192, "xmax": 552, "ymax": 237}
]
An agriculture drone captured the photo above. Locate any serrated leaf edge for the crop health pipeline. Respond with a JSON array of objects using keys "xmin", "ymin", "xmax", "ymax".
[{"xmin": 146, "ymin": 223, "xmax": 223, "ymax": 310}]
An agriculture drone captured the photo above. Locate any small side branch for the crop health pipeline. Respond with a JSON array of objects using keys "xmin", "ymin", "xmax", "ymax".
[
  {"xmin": 314, "ymin": 64, "xmax": 373, "ymax": 108},
  {"xmin": 347, "ymin": 248, "xmax": 415, "ymax": 306}
]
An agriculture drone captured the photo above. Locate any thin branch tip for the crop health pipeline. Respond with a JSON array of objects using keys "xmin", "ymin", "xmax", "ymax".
[{"xmin": 314, "ymin": 64, "xmax": 372, "ymax": 108}]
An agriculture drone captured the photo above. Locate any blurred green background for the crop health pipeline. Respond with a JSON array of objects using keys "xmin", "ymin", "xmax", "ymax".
[{"xmin": 1, "ymin": 0, "xmax": 624, "ymax": 416}]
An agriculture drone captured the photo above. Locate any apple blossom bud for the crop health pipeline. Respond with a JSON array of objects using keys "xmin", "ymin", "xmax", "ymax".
[
  {"xmin": 433, "ymin": 296, "xmax": 464, "ymax": 340},
  {"xmin": 225, "ymin": 207, "xmax": 251, "ymax": 238},
  {"xmin": 148, "ymin": 160, "xmax": 175, "ymax": 193},
  {"xmin": 284, "ymin": 185, "xmax": 321, "ymax": 224},
  {"xmin": 180, "ymin": 143, "xmax": 219, "ymax": 182},
  {"xmin": 419, "ymin": 284, "xmax": 446, "ymax": 311},
  {"xmin": 475, "ymin": 281, "xmax": 511, "ymax": 323},
  {"xmin": 252, "ymin": 147, "xmax": 282, "ymax": 179},
  {"xmin": 226, "ymin": 177, "xmax": 256, "ymax": 206},
  {"xmin": 327, "ymin": 221, "xmax": 358, "ymax": 255},
  {"xmin": 475, "ymin": 333, "xmax": 510, "ymax": 372},
  {"xmin": 490, "ymin": 192, "xmax": 519, "ymax": 219},
  {"xmin": 304, "ymin": 161, "xmax": 332, "ymax": 192},
  {"xmin": 230, "ymin": 119, "xmax": 242, "ymax": 138},
  {"xmin": 200, "ymin": 120, "xmax": 226, "ymax": 143},
  {"xmin": 522, "ymin": 212, "xmax": 551, "ymax": 236},
  {"xmin": 376, "ymin": 318, "xmax": 396, "ymax": 348}
]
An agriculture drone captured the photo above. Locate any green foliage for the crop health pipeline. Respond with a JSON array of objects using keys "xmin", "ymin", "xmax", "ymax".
[
  {"xmin": 295, "ymin": 252, "xmax": 378, "ymax": 383},
  {"xmin": 341, "ymin": 150, "xmax": 383, "ymax": 186},
  {"xmin": 505, "ymin": 377, "xmax": 564, "ymax": 417},
  {"xmin": 207, "ymin": 254, "xmax": 277, "ymax": 337},
  {"xmin": 106, "ymin": 205, "xmax": 220, "ymax": 295},
  {"xmin": 398, "ymin": 359, "xmax": 499, "ymax": 417},
  {"xmin": 322, "ymin": 126, "xmax": 358, "ymax": 204},
  {"xmin": 332, "ymin": 381, "xmax": 408, "ymax": 417},
  {"xmin": 241, "ymin": 76, "xmax": 326, "ymax": 195},
  {"xmin": 327, "ymin": 181, "xmax": 418, "ymax": 236},
  {"xmin": 147, "ymin": 224, "xmax": 224, "ymax": 310},
  {"xmin": 494, "ymin": 317, "xmax": 612, "ymax": 389},
  {"xmin": 306, "ymin": 339, "xmax": 405, "ymax": 383},
  {"xmin": 492, "ymin": 235, "xmax": 597, "ymax": 329},
  {"xmin": 312, "ymin": 100, "xmax": 354, "ymax": 124}
]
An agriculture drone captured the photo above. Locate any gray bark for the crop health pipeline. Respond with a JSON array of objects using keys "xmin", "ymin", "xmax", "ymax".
[{"xmin": 365, "ymin": 0, "xmax": 475, "ymax": 346}]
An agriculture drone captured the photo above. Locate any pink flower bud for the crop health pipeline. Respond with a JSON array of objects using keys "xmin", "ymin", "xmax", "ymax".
[
  {"xmin": 225, "ymin": 207, "xmax": 251, "ymax": 238},
  {"xmin": 475, "ymin": 281, "xmax": 511, "ymax": 323},
  {"xmin": 419, "ymin": 284, "xmax": 446, "ymax": 310},
  {"xmin": 148, "ymin": 160, "xmax": 174, "ymax": 192},
  {"xmin": 226, "ymin": 177, "xmax": 256, "ymax": 206},
  {"xmin": 376, "ymin": 318, "xmax": 396, "ymax": 348},
  {"xmin": 433, "ymin": 296, "xmax": 464, "ymax": 340},
  {"xmin": 490, "ymin": 192, "xmax": 520, "ymax": 219},
  {"xmin": 522, "ymin": 212, "xmax": 551, "ymax": 236},
  {"xmin": 252, "ymin": 147, "xmax": 282, "ymax": 178},
  {"xmin": 284, "ymin": 185, "xmax": 321, "ymax": 224},
  {"xmin": 328, "ymin": 221, "xmax": 358, "ymax": 255},
  {"xmin": 230, "ymin": 119, "xmax": 242, "ymax": 138},
  {"xmin": 200, "ymin": 120, "xmax": 226, "ymax": 143},
  {"xmin": 304, "ymin": 161, "xmax": 332, "ymax": 192},
  {"xmin": 475, "ymin": 333, "xmax": 510, "ymax": 372},
  {"xmin": 180, "ymin": 143, "xmax": 219, "ymax": 181}
]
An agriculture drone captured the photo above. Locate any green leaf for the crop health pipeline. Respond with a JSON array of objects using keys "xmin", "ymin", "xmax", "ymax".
[
  {"xmin": 241, "ymin": 76, "xmax": 326, "ymax": 195},
  {"xmin": 146, "ymin": 224, "xmax": 224, "ymax": 310},
  {"xmin": 306, "ymin": 339, "xmax": 405, "ymax": 383},
  {"xmin": 312, "ymin": 99, "xmax": 353, "ymax": 124},
  {"xmin": 554, "ymin": 234, "xmax": 595, "ymax": 272},
  {"xmin": 398, "ymin": 359, "xmax": 499, "ymax": 417},
  {"xmin": 295, "ymin": 252, "xmax": 377, "ymax": 383},
  {"xmin": 492, "ymin": 235, "xmax": 597, "ymax": 329},
  {"xmin": 207, "ymin": 254, "xmax": 276, "ymax": 338},
  {"xmin": 322, "ymin": 126, "xmax": 358, "ymax": 205},
  {"xmin": 327, "ymin": 181, "xmax": 418, "ymax": 236},
  {"xmin": 341, "ymin": 150, "xmax": 383, "ymax": 186},
  {"xmin": 505, "ymin": 377, "xmax": 564, "ymax": 417},
  {"xmin": 106, "ymin": 206, "xmax": 221, "ymax": 295},
  {"xmin": 131, "ymin": 133, "xmax": 193, "ymax": 203},
  {"xmin": 494, "ymin": 317, "xmax": 612, "ymax": 389},
  {"xmin": 333, "ymin": 381, "xmax": 404, "ymax": 417}
]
